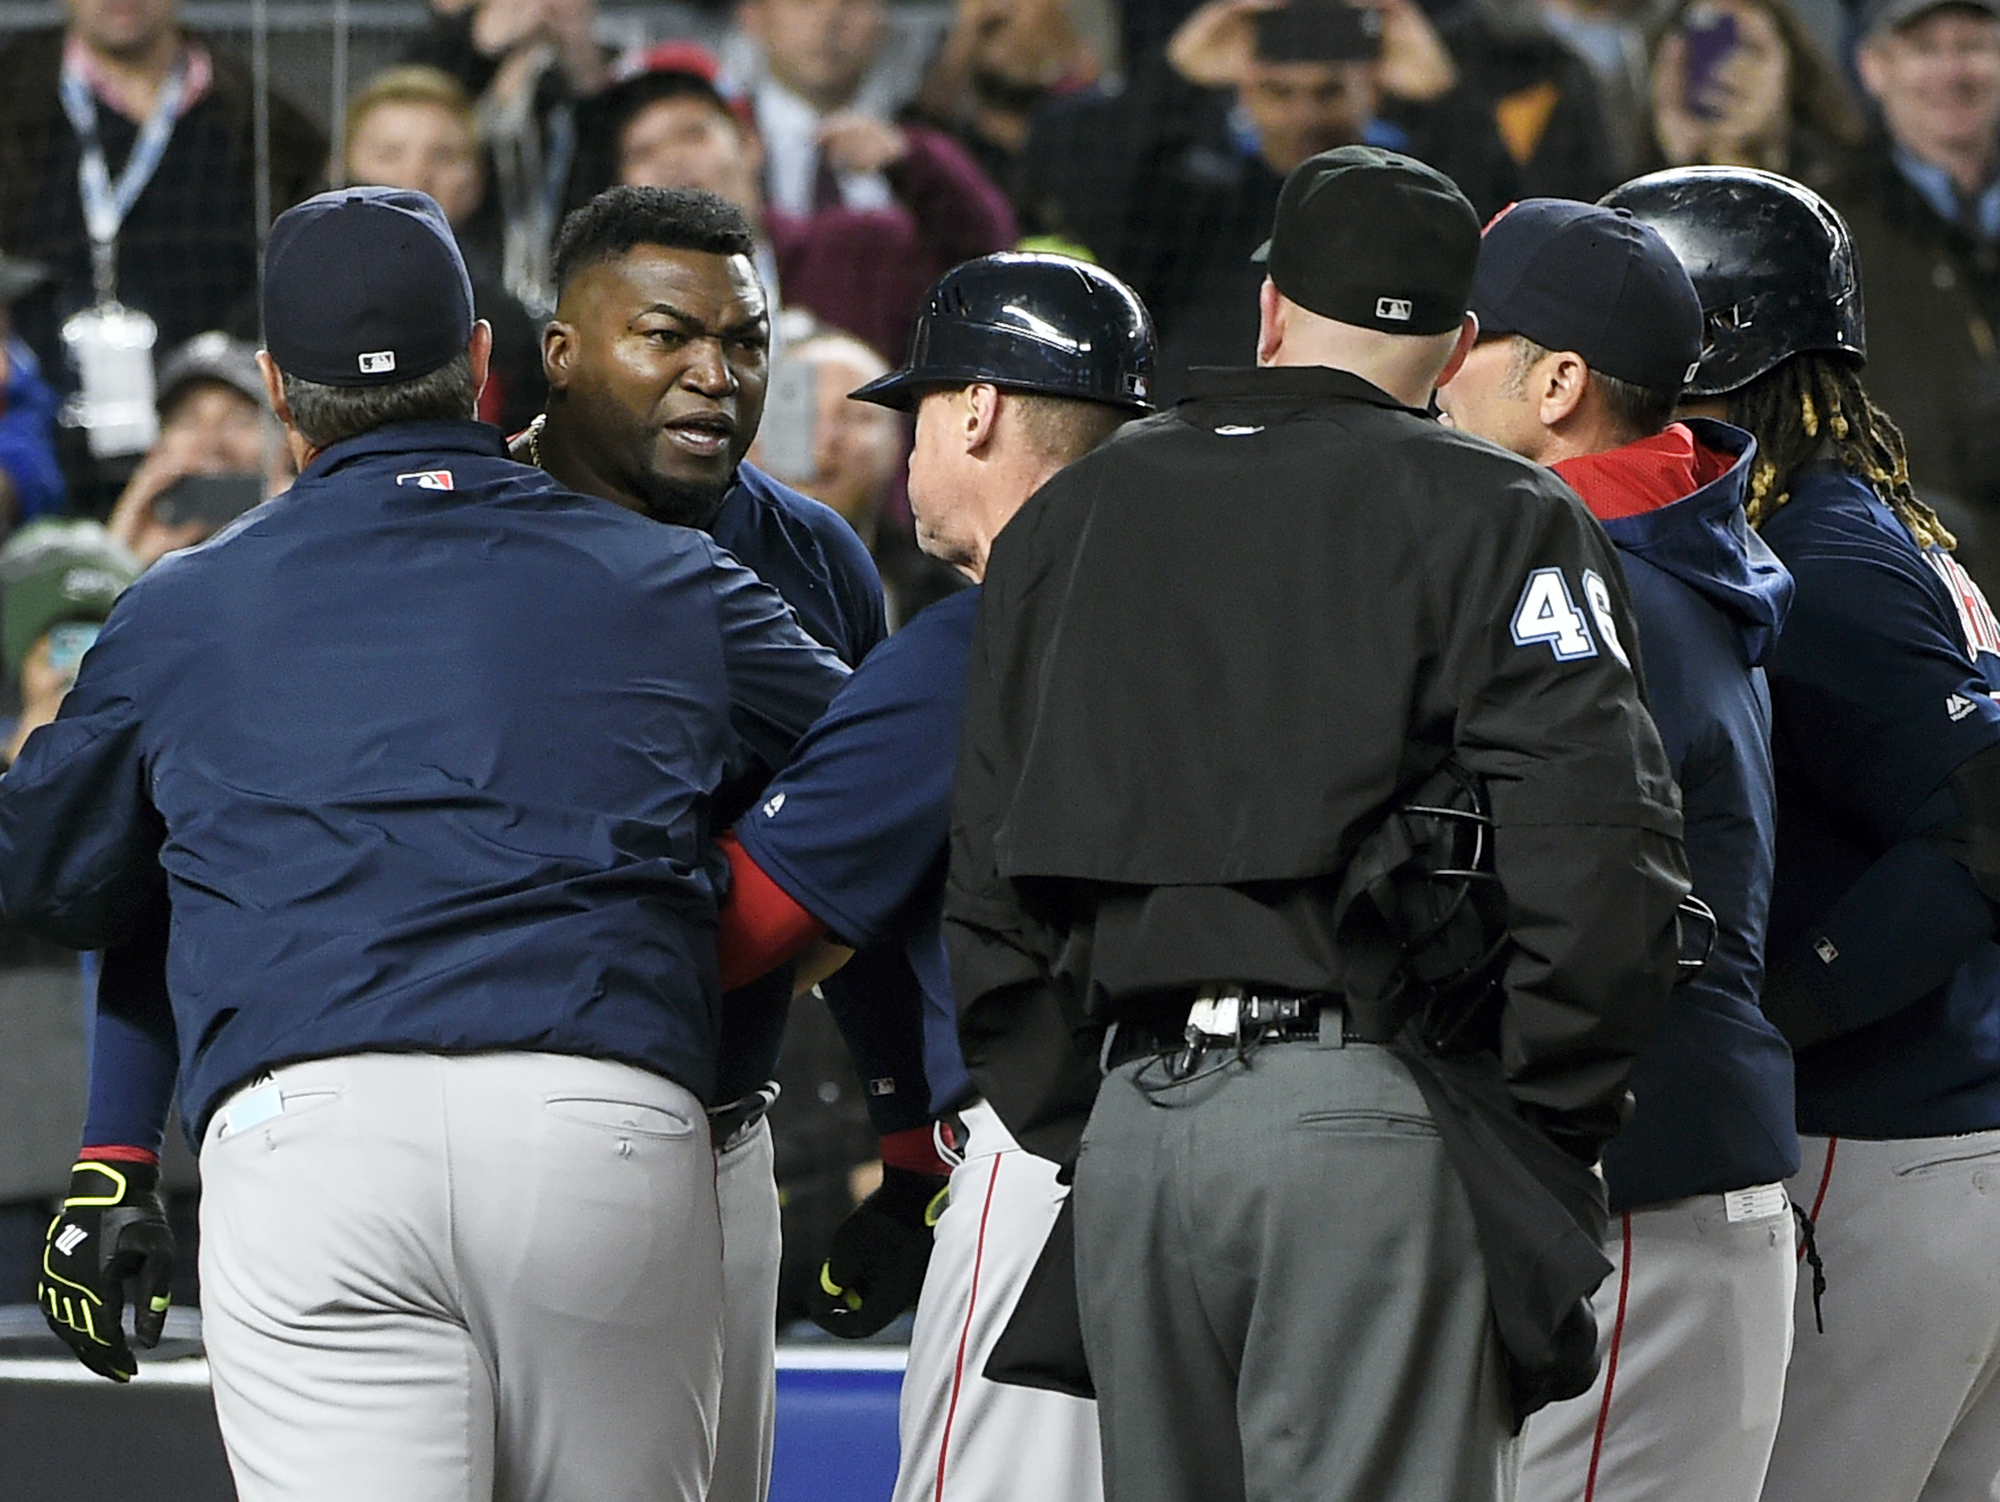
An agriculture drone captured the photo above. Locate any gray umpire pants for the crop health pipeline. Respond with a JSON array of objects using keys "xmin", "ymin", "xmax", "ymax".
[
  {"xmin": 711, "ymin": 1114, "xmax": 780, "ymax": 1502},
  {"xmin": 198, "ymin": 1051, "xmax": 724, "ymax": 1502},
  {"xmin": 1073, "ymin": 1026, "xmax": 1516, "ymax": 1502}
]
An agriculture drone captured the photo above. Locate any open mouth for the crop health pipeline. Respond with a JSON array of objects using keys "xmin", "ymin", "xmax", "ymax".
[{"xmin": 662, "ymin": 413, "xmax": 734, "ymax": 459}]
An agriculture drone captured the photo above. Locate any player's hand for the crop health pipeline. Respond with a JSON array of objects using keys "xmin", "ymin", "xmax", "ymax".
[
  {"xmin": 803, "ymin": 1164, "xmax": 948, "ymax": 1338},
  {"xmin": 39, "ymin": 1158, "xmax": 175, "ymax": 1383}
]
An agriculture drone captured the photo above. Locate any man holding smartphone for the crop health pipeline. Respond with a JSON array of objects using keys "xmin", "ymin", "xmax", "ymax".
[{"xmin": 106, "ymin": 331, "xmax": 281, "ymax": 567}]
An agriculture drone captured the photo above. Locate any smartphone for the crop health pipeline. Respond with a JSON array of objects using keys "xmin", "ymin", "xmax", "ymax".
[
  {"xmin": 759, "ymin": 357, "xmax": 820, "ymax": 485},
  {"xmin": 153, "ymin": 471, "xmax": 265, "ymax": 529},
  {"xmin": 1680, "ymin": 9, "xmax": 1740, "ymax": 120},
  {"xmin": 43, "ymin": 621, "xmax": 101, "ymax": 685}
]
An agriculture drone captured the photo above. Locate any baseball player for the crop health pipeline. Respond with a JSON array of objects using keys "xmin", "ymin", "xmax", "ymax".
[
  {"xmin": 946, "ymin": 147, "xmax": 1690, "ymax": 1502},
  {"xmin": 7, "ymin": 186, "xmax": 849, "ymax": 1500},
  {"xmin": 513, "ymin": 183, "xmax": 931, "ymax": 1502},
  {"xmin": 1437, "ymin": 198, "xmax": 1800, "ymax": 1502},
  {"xmin": 713, "ymin": 251, "xmax": 1156, "ymax": 1502},
  {"xmin": 1612, "ymin": 166, "xmax": 2000, "ymax": 1502}
]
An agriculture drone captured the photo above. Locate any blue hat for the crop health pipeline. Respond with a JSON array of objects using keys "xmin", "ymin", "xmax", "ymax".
[
  {"xmin": 1470, "ymin": 199, "xmax": 1702, "ymax": 392},
  {"xmin": 261, "ymin": 187, "xmax": 475, "ymax": 387}
]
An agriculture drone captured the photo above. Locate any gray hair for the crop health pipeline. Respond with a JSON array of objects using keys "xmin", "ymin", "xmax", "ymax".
[{"xmin": 279, "ymin": 353, "xmax": 477, "ymax": 449}]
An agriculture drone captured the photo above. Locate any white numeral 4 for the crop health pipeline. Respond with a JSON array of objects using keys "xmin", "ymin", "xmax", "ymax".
[{"xmin": 1511, "ymin": 568, "xmax": 1598, "ymax": 661}]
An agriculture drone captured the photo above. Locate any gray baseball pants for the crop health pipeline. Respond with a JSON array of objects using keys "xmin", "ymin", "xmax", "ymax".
[
  {"xmin": 711, "ymin": 1114, "xmax": 780, "ymax": 1502},
  {"xmin": 1517, "ymin": 1188, "xmax": 1795, "ymax": 1502},
  {"xmin": 1761, "ymin": 1131, "xmax": 2000, "ymax": 1502},
  {"xmin": 198, "ymin": 1051, "xmax": 723, "ymax": 1502},
  {"xmin": 1073, "ymin": 1028, "xmax": 1517, "ymax": 1502}
]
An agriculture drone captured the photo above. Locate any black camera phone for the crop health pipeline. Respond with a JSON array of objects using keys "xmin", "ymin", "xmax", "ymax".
[{"xmin": 153, "ymin": 471, "xmax": 264, "ymax": 528}]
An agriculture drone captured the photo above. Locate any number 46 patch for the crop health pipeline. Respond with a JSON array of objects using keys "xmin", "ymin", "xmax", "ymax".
[{"xmin": 1511, "ymin": 567, "xmax": 1630, "ymax": 667}]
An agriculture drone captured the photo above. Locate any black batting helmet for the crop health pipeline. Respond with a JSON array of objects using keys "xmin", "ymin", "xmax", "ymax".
[
  {"xmin": 850, "ymin": 252, "xmax": 1156, "ymax": 413},
  {"xmin": 1600, "ymin": 167, "xmax": 1864, "ymax": 399}
]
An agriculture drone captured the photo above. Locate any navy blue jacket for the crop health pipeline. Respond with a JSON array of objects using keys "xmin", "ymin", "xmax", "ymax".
[
  {"xmin": 1572, "ymin": 421, "xmax": 1801, "ymax": 1209},
  {"xmin": 738, "ymin": 588, "xmax": 979, "ymax": 1116},
  {"xmin": 703, "ymin": 465, "xmax": 933, "ymax": 1132},
  {"xmin": 0, "ymin": 421, "xmax": 848, "ymax": 1139},
  {"xmin": 1759, "ymin": 463, "xmax": 2000, "ymax": 1139}
]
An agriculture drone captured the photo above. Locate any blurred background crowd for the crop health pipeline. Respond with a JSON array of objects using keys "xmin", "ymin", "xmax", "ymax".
[{"xmin": 0, "ymin": 0, "xmax": 1993, "ymax": 1336}]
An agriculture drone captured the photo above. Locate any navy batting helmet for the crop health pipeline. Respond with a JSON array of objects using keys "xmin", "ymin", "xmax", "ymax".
[
  {"xmin": 850, "ymin": 252, "xmax": 1156, "ymax": 413},
  {"xmin": 1600, "ymin": 167, "xmax": 1864, "ymax": 399}
]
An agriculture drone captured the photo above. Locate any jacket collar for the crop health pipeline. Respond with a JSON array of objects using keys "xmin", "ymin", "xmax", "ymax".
[
  {"xmin": 1180, "ymin": 364, "xmax": 1427, "ymax": 416},
  {"xmin": 300, "ymin": 420, "xmax": 511, "ymax": 484}
]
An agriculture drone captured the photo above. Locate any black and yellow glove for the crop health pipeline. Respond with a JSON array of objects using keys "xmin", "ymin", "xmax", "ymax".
[
  {"xmin": 803, "ymin": 1164, "xmax": 949, "ymax": 1339},
  {"xmin": 39, "ymin": 1157, "xmax": 175, "ymax": 1382}
]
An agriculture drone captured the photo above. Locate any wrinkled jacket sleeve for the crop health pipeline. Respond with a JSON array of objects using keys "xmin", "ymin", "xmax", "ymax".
[
  {"xmin": 1440, "ymin": 482, "xmax": 1690, "ymax": 1159},
  {"xmin": 710, "ymin": 552, "xmax": 852, "ymax": 784},
  {"xmin": 0, "ymin": 618, "xmax": 163, "ymax": 952}
]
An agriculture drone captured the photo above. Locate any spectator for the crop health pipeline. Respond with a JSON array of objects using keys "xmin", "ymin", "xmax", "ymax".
[
  {"xmin": 1535, "ymin": 0, "xmax": 1655, "ymax": 174},
  {"xmin": 0, "ymin": 0, "xmax": 324, "ymax": 514},
  {"xmin": 1043, "ymin": 0, "xmax": 1518, "ymax": 396},
  {"xmin": 909, "ymin": 0, "xmax": 1103, "ymax": 228},
  {"xmin": 1429, "ymin": 0, "xmax": 1626, "ymax": 200},
  {"xmin": 587, "ymin": 47, "xmax": 1016, "ymax": 361},
  {"xmin": 748, "ymin": 329, "xmax": 967, "ymax": 624},
  {"xmin": 729, "ymin": 0, "xmax": 930, "ymax": 216},
  {"xmin": 0, "ymin": 254, "xmax": 65, "ymax": 534},
  {"xmin": 406, "ymin": 0, "xmax": 612, "ymax": 313},
  {"xmin": 0, "ymin": 520, "xmax": 138, "ymax": 1308},
  {"xmin": 105, "ymin": 333, "xmax": 283, "ymax": 569},
  {"xmin": 1645, "ymin": 0, "xmax": 1862, "ymax": 189},
  {"xmin": 1826, "ymin": 0, "xmax": 2000, "ymax": 593},
  {"xmin": 342, "ymin": 66, "xmax": 548, "ymax": 435}
]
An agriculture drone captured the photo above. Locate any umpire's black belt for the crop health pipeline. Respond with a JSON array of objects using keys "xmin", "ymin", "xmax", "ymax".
[{"xmin": 1102, "ymin": 988, "xmax": 1348, "ymax": 1070}]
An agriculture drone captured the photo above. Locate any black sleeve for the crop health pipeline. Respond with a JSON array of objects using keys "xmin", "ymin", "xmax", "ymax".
[
  {"xmin": 1439, "ymin": 480, "xmax": 1690, "ymax": 1157},
  {"xmin": 945, "ymin": 562, "xmax": 1105, "ymax": 1164}
]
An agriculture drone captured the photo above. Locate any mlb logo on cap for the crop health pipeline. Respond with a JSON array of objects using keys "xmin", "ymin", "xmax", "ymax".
[
  {"xmin": 360, "ymin": 351, "xmax": 397, "ymax": 375},
  {"xmin": 1376, "ymin": 297, "xmax": 1413, "ymax": 322}
]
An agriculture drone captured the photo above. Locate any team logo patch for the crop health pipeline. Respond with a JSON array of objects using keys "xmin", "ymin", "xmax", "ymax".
[
  {"xmin": 395, "ymin": 470, "xmax": 454, "ymax": 490},
  {"xmin": 1949, "ymin": 693, "xmax": 1979, "ymax": 722},
  {"xmin": 762, "ymin": 791, "xmax": 786, "ymax": 819},
  {"xmin": 358, "ymin": 350, "xmax": 397, "ymax": 375},
  {"xmin": 1375, "ymin": 297, "xmax": 1413, "ymax": 322}
]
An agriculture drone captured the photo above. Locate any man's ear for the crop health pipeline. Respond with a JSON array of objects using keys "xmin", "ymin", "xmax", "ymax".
[
  {"xmin": 1257, "ymin": 278, "xmax": 1285, "ymax": 365},
  {"xmin": 964, "ymin": 383, "xmax": 1002, "ymax": 452},
  {"xmin": 1434, "ymin": 312, "xmax": 1479, "ymax": 388},
  {"xmin": 255, "ymin": 350, "xmax": 292, "ymax": 426},
  {"xmin": 542, "ymin": 320, "xmax": 575, "ymax": 391},
  {"xmin": 1538, "ymin": 351, "xmax": 1589, "ymax": 427}
]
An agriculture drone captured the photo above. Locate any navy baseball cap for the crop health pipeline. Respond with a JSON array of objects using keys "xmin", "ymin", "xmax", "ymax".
[
  {"xmin": 1253, "ymin": 146, "xmax": 1479, "ymax": 337},
  {"xmin": 261, "ymin": 187, "xmax": 475, "ymax": 387},
  {"xmin": 1470, "ymin": 199, "xmax": 1702, "ymax": 392}
]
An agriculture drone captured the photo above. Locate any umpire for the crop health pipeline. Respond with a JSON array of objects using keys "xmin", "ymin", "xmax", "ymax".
[
  {"xmin": 946, "ymin": 145, "xmax": 1691, "ymax": 1502},
  {"xmin": 0, "ymin": 186, "xmax": 847, "ymax": 1502}
]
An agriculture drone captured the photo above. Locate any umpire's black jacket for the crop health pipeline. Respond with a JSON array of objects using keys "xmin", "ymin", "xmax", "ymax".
[{"xmin": 945, "ymin": 364, "xmax": 1690, "ymax": 1167}]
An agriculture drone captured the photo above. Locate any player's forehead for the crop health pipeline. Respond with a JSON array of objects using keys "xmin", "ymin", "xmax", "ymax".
[{"xmin": 571, "ymin": 245, "xmax": 767, "ymax": 332}]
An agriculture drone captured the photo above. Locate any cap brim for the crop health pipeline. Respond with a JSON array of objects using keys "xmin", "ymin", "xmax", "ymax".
[{"xmin": 848, "ymin": 370, "xmax": 922, "ymax": 411}]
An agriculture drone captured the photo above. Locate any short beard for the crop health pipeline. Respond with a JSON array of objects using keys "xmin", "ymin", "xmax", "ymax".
[{"xmin": 637, "ymin": 472, "xmax": 730, "ymax": 531}]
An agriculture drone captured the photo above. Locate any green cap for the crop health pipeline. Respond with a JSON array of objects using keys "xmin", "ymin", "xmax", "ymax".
[{"xmin": 1, "ymin": 521, "xmax": 139, "ymax": 681}]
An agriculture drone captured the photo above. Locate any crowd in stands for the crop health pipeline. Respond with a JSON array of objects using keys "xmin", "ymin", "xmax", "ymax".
[{"xmin": 6, "ymin": 0, "xmax": 2000, "ymax": 1315}]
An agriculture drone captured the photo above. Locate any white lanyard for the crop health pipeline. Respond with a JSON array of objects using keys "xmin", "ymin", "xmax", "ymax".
[{"xmin": 58, "ymin": 51, "xmax": 190, "ymax": 303}]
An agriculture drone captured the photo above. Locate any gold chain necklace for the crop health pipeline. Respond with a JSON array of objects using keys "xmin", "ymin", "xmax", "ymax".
[{"xmin": 525, "ymin": 412, "xmax": 546, "ymax": 469}]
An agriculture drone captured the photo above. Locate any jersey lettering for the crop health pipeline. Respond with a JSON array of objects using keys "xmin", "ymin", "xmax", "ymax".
[
  {"xmin": 1925, "ymin": 549, "xmax": 2000, "ymax": 663},
  {"xmin": 1582, "ymin": 570, "xmax": 1630, "ymax": 669},
  {"xmin": 1510, "ymin": 568, "xmax": 1598, "ymax": 661}
]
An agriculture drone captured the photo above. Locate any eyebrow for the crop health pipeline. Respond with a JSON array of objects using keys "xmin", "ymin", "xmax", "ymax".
[{"xmin": 637, "ymin": 301, "xmax": 770, "ymax": 338}]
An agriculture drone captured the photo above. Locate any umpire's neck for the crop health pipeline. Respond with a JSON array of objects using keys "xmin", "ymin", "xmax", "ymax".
[{"xmin": 1256, "ymin": 280, "xmax": 1477, "ymax": 410}]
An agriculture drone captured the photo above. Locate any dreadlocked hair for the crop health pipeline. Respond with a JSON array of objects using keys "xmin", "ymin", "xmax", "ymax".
[{"xmin": 1724, "ymin": 352, "xmax": 1956, "ymax": 551}]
